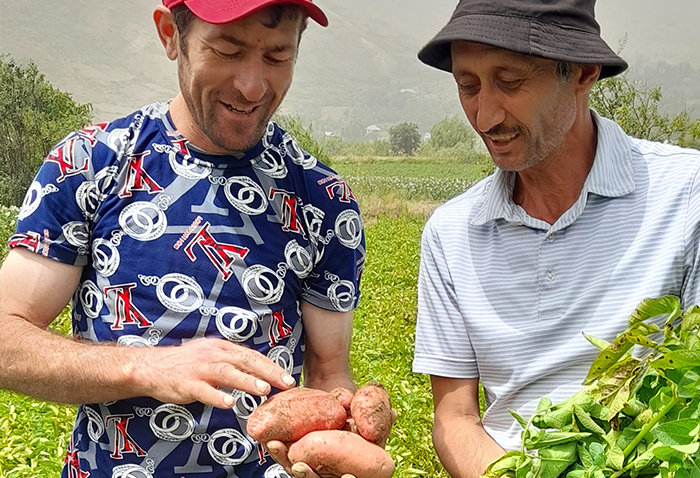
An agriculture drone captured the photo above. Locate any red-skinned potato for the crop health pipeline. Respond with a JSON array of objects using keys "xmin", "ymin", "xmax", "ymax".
[
  {"xmin": 350, "ymin": 381, "xmax": 393, "ymax": 446},
  {"xmin": 246, "ymin": 388, "xmax": 347, "ymax": 443},
  {"xmin": 288, "ymin": 430, "xmax": 395, "ymax": 478},
  {"xmin": 330, "ymin": 387, "xmax": 354, "ymax": 412}
]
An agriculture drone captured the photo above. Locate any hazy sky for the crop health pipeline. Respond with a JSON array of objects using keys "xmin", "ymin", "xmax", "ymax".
[{"xmin": 0, "ymin": 0, "xmax": 698, "ymax": 121}]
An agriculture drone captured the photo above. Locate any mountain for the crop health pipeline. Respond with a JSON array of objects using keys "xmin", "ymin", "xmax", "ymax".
[{"xmin": 1, "ymin": 0, "xmax": 699, "ymax": 140}]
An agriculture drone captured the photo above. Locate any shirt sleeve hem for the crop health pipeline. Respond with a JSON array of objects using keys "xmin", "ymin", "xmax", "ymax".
[{"xmin": 412, "ymin": 354, "xmax": 479, "ymax": 378}]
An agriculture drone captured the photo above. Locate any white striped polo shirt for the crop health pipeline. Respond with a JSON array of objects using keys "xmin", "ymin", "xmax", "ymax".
[{"xmin": 413, "ymin": 111, "xmax": 700, "ymax": 451}]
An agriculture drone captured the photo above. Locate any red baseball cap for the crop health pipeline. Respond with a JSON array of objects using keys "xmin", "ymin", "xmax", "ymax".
[{"xmin": 162, "ymin": 0, "xmax": 329, "ymax": 27}]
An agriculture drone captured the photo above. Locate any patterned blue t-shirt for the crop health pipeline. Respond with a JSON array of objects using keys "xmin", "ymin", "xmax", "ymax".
[{"xmin": 10, "ymin": 102, "xmax": 365, "ymax": 478}]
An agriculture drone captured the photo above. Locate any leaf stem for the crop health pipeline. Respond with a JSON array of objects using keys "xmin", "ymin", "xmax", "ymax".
[{"xmin": 622, "ymin": 396, "xmax": 681, "ymax": 458}]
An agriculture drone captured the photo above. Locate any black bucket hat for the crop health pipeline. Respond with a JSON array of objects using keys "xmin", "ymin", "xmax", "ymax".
[{"xmin": 418, "ymin": 0, "xmax": 628, "ymax": 80}]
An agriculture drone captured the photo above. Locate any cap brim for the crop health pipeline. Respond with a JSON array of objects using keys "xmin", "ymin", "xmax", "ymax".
[
  {"xmin": 183, "ymin": 0, "xmax": 329, "ymax": 27},
  {"xmin": 418, "ymin": 13, "xmax": 627, "ymax": 80}
]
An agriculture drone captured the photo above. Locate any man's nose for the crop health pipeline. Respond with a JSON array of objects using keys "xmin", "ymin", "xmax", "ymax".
[
  {"xmin": 474, "ymin": 85, "xmax": 507, "ymax": 134},
  {"xmin": 233, "ymin": 59, "xmax": 267, "ymax": 103}
]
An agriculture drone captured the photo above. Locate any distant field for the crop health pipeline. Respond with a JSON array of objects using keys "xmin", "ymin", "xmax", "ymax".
[{"xmin": 333, "ymin": 155, "xmax": 491, "ymax": 220}]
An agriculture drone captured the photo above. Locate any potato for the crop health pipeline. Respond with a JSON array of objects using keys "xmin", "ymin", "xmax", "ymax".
[
  {"xmin": 288, "ymin": 430, "xmax": 395, "ymax": 478},
  {"xmin": 246, "ymin": 388, "xmax": 347, "ymax": 443},
  {"xmin": 350, "ymin": 381, "xmax": 393, "ymax": 446},
  {"xmin": 330, "ymin": 387, "xmax": 355, "ymax": 412}
]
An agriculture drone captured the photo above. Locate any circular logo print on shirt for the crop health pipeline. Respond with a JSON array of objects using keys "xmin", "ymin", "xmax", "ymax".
[
  {"xmin": 92, "ymin": 239, "xmax": 121, "ymax": 277},
  {"xmin": 224, "ymin": 176, "xmax": 269, "ymax": 215},
  {"xmin": 156, "ymin": 273, "xmax": 205, "ymax": 314},
  {"xmin": 149, "ymin": 404, "xmax": 196, "ymax": 442},
  {"xmin": 18, "ymin": 181, "xmax": 43, "ymax": 221},
  {"xmin": 168, "ymin": 151, "xmax": 212, "ymax": 180},
  {"xmin": 112, "ymin": 464, "xmax": 153, "ymax": 478},
  {"xmin": 284, "ymin": 240, "xmax": 313, "ymax": 278},
  {"xmin": 84, "ymin": 405, "xmax": 105, "ymax": 442},
  {"xmin": 282, "ymin": 133, "xmax": 317, "ymax": 170},
  {"xmin": 78, "ymin": 280, "xmax": 104, "ymax": 318},
  {"xmin": 334, "ymin": 210, "xmax": 363, "ymax": 249},
  {"xmin": 231, "ymin": 389, "xmax": 267, "ymax": 420},
  {"xmin": 215, "ymin": 307, "xmax": 260, "ymax": 343},
  {"xmin": 265, "ymin": 464, "xmax": 293, "ymax": 478},
  {"xmin": 328, "ymin": 280, "xmax": 356, "ymax": 313},
  {"xmin": 62, "ymin": 221, "xmax": 90, "ymax": 249},
  {"xmin": 253, "ymin": 147, "xmax": 288, "ymax": 179},
  {"xmin": 268, "ymin": 345, "xmax": 294, "ymax": 374},
  {"xmin": 242, "ymin": 265, "xmax": 285, "ymax": 305},
  {"xmin": 119, "ymin": 202, "xmax": 167, "ymax": 241},
  {"xmin": 207, "ymin": 429, "xmax": 253, "ymax": 466}
]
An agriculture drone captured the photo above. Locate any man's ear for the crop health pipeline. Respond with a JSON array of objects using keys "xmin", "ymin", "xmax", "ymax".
[
  {"xmin": 575, "ymin": 63, "xmax": 602, "ymax": 94},
  {"xmin": 154, "ymin": 5, "xmax": 179, "ymax": 61}
]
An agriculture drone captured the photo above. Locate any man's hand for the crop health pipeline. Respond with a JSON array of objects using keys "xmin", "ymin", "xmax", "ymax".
[{"xmin": 131, "ymin": 338, "xmax": 296, "ymax": 409}]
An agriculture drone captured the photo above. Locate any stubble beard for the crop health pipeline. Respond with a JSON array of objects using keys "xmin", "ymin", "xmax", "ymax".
[
  {"xmin": 177, "ymin": 56, "xmax": 274, "ymax": 154},
  {"xmin": 498, "ymin": 93, "xmax": 577, "ymax": 173}
]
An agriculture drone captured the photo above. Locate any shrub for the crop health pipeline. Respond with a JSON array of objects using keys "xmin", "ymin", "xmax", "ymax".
[{"xmin": 0, "ymin": 56, "xmax": 92, "ymax": 207}]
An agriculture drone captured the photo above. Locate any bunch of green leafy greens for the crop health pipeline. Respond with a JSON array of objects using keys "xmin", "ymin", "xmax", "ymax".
[{"xmin": 483, "ymin": 296, "xmax": 700, "ymax": 478}]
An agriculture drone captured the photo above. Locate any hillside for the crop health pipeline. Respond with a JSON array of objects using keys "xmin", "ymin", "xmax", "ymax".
[{"xmin": 1, "ymin": 0, "xmax": 699, "ymax": 139}]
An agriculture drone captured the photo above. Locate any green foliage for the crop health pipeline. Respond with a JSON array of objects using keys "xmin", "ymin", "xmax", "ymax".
[
  {"xmin": 428, "ymin": 115, "xmax": 476, "ymax": 149},
  {"xmin": 590, "ymin": 75, "xmax": 700, "ymax": 148},
  {"xmin": 389, "ymin": 123, "xmax": 421, "ymax": 156},
  {"xmin": 352, "ymin": 216, "xmax": 449, "ymax": 478},
  {"xmin": 0, "ymin": 56, "xmax": 92, "ymax": 207},
  {"xmin": 485, "ymin": 296, "xmax": 700, "ymax": 478},
  {"xmin": 272, "ymin": 113, "xmax": 333, "ymax": 165}
]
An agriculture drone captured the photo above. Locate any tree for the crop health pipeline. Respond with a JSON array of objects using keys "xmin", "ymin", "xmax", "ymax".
[
  {"xmin": 0, "ymin": 56, "xmax": 93, "ymax": 207},
  {"xmin": 389, "ymin": 122, "xmax": 421, "ymax": 155},
  {"xmin": 590, "ymin": 75, "xmax": 700, "ymax": 148},
  {"xmin": 429, "ymin": 115, "xmax": 476, "ymax": 149}
]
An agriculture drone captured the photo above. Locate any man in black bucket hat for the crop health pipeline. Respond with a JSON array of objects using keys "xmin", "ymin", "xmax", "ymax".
[{"xmin": 412, "ymin": 1, "xmax": 700, "ymax": 477}]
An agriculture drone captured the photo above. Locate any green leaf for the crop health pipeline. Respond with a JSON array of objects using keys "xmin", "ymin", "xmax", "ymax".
[
  {"xmin": 630, "ymin": 444, "xmax": 659, "ymax": 471},
  {"xmin": 525, "ymin": 432, "xmax": 591, "ymax": 450},
  {"xmin": 538, "ymin": 442, "xmax": 577, "ymax": 478},
  {"xmin": 628, "ymin": 296, "xmax": 682, "ymax": 326},
  {"xmin": 484, "ymin": 451, "xmax": 523, "ymax": 477},
  {"xmin": 583, "ymin": 334, "xmax": 610, "ymax": 351},
  {"xmin": 584, "ymin": 339, "xmax": 634, "ymax": 385},
  {"xmin": 605, "ymin": 443, "xmax": 625, "ymax": 471},
  {"xmin": 652, "ymin": 418, "xmax": 699, "ymax": 446},
  {"xmin": 651, "ymin": 350, "xmax": 700, "ymax": 370},
  {"xmin": 573, "ymin": 405, "xmax": 606, "ymax": 435},
  {"xmin": 681, "ymin": 306, "xmax": 700, "ymax": 334},
  {"xmin": 510, "ymin": 409, "xmax": 531, "ymax": 431},
  {"xmin": 540, "ymin": 408, "xmax": 574, "ymax": 430},
  {"xmin": 537, "ymin": 398, "xmax": 553, "ymax": 413}
]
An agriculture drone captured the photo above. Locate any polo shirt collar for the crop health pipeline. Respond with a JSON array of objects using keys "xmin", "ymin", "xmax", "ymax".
[{"xmin": 470, "ymin": 110, "xmax": 635, "ymax": 226}]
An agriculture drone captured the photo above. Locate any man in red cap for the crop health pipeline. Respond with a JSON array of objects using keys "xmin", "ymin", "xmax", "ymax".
[{"xmin": 0, "ymin": 1, "xmax": 381, "ymax": 477}]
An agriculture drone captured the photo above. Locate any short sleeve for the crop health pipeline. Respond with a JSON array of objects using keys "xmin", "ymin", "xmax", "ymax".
[
  {"xmin": 300, "ymin": 168, "xmax": 365, "ymax": 313},
  {"xmin": 413, "ymin": 215, "xmax": 479, "ymax": 378},
  {"xmin": 9, "ymin": 131, "xmax": 99, "ymax": 265}
]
